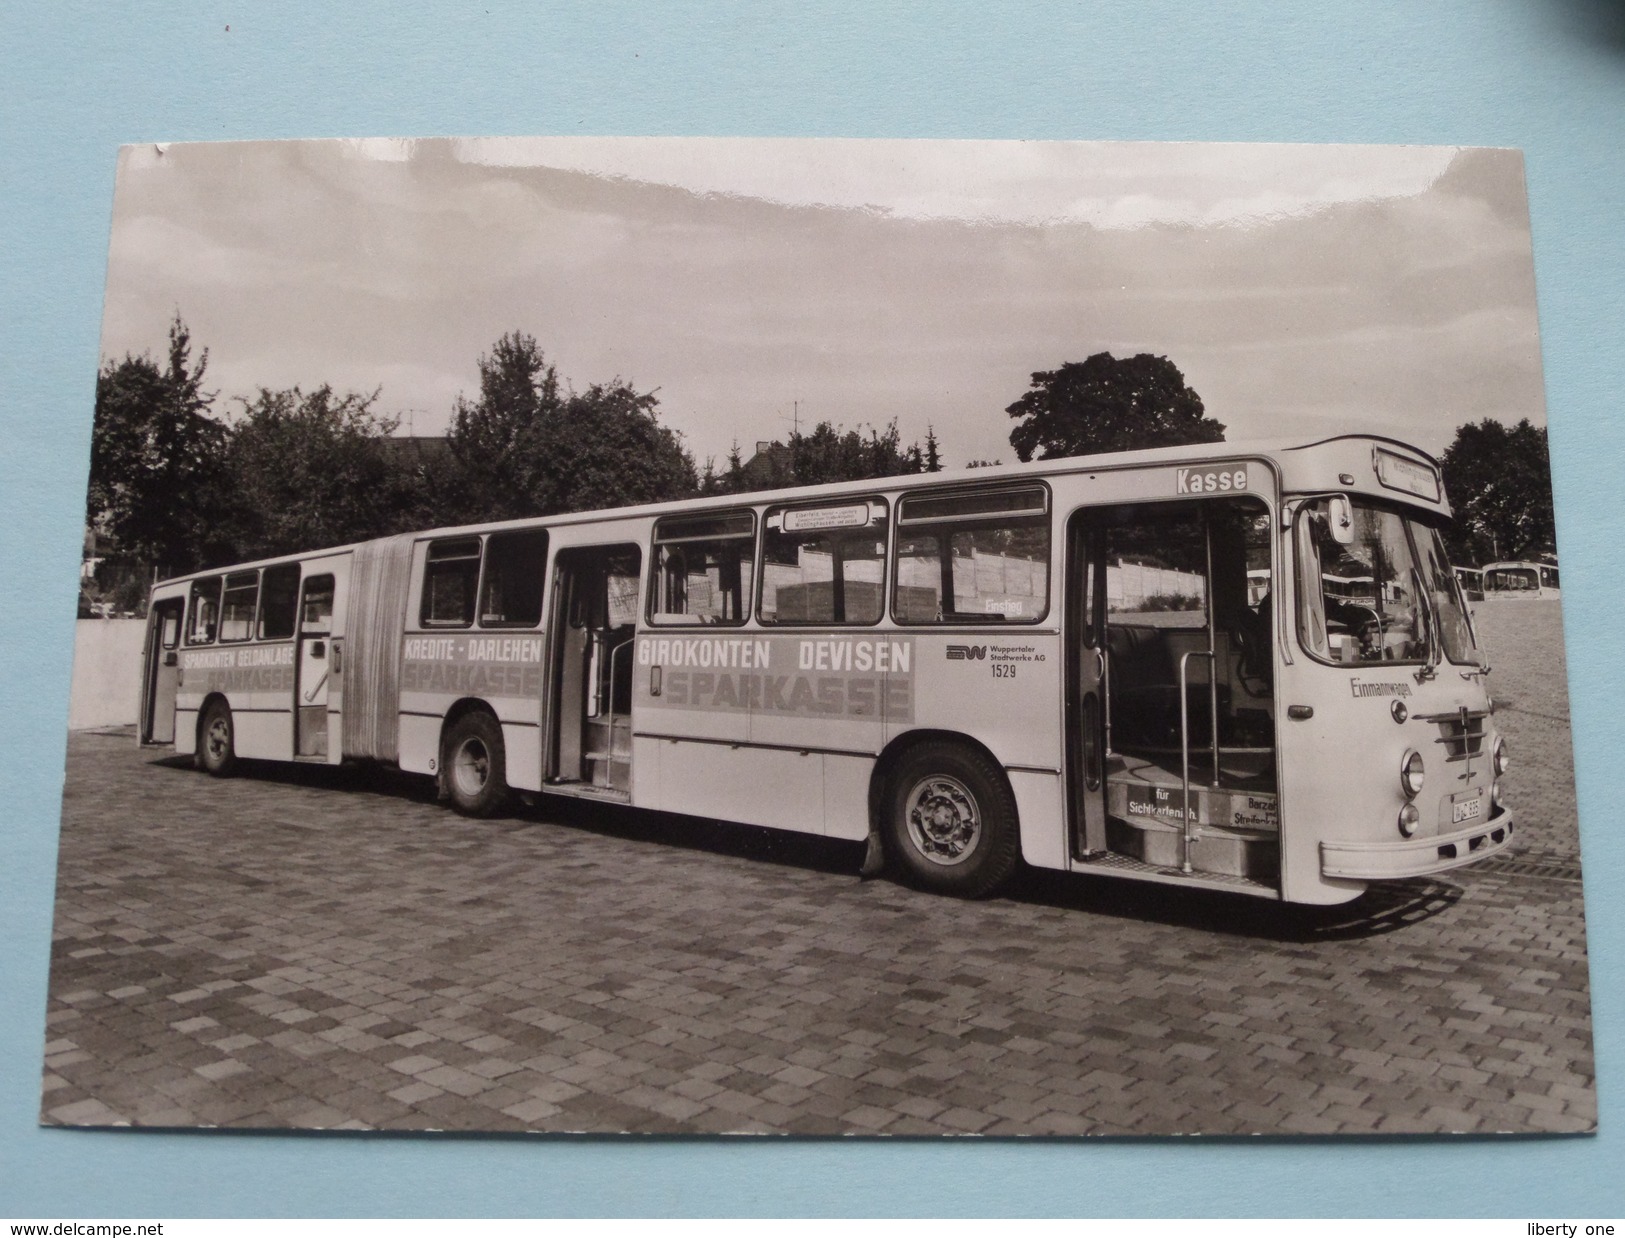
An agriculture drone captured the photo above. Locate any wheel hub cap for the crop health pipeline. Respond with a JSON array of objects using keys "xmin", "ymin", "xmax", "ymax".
[
  {"xmin": 455, "ymin": 741, "xmax": 489, "ymax": 795},
  {"xmin": 905, "ymin": 776, "xmax": 981, "ymax": 866}
]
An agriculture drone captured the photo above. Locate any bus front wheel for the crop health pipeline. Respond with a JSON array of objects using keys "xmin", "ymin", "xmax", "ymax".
[
  {"xmin": 444, "ymin": 712, "xmax": 509, "ymax": 818},
  {"xmin": 198, "ymin": 701, "xmax": 237, "ymax": 777},
  {"xmin": 885, "ymin": 742, "xmax": 1019, "ymax": 898}
]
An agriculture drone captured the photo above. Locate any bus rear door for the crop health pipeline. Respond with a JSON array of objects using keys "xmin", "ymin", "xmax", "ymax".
[
  {"xmin": 295, "ymin": 573, "xmax": 336, "ymax": 758},
  {"xmin": 140, "ymin": 597, "xmax": 185, "ymax": 744}
]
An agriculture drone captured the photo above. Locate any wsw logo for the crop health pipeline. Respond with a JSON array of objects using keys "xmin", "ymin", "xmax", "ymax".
[{"xmin": 946, "ymin": 645, "xmax": 988, "ymax": 661}]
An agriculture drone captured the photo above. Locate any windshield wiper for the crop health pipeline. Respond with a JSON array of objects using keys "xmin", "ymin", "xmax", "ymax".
[{"xmin": 1411, "ymin": 567, "xmax": 1440, "ymax": 684}]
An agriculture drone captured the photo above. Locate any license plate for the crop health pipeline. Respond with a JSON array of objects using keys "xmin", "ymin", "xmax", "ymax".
[{"xmin": 1452, "ymin": 797, "xmax": 1482, "ymax": 824}]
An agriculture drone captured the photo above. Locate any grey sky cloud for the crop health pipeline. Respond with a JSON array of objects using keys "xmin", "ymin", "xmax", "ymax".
[{"xmin": 99, "ymin": 137, "xmax": 1544, "ymax": 468}]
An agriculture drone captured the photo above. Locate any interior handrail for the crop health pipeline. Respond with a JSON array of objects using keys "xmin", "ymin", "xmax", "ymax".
[
  {"xmin": 604, "ymin": 637, "xmax": 635, "ymax": 746},
  {"xmin": 1178, "ymin": 648, "xmax": 1219, "ymax": 875}
]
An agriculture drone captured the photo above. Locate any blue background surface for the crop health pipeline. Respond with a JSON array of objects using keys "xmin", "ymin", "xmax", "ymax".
[{"xmin": 1, "ymin": 0, "xmax": 1620, "ymax": 1217}]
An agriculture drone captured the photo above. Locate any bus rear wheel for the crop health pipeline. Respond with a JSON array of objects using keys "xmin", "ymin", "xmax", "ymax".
[
  {"xmin": 885, "ymin": 741, "xmax": 1019, "ymax": 898},
  {"xmin": 444, "ymin": 712, "xmax": 509, "ymax": 818},
  {"xmin": 198, "ymin": 701, "xmax": 237, "ymax": 777}
]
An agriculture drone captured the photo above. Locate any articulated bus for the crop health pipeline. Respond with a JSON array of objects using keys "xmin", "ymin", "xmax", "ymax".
[
  {"xmin": 139, "ymin": 434, "xmax": 1513, "ymax": 906},
  {"xmin": 1481, "ymin": 560, "xmax": 1561, "ymax": 600}
]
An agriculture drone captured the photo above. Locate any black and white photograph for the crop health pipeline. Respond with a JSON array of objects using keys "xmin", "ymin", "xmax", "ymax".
[{"xmin": 46, "ymin": 136, "xmax": 1591, "ymax": 1136}]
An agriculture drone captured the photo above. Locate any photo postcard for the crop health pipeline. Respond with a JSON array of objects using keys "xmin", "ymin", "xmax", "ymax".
[{"xmin": 45, "ymin": 136, "xmax": 1592, "ymax": 1135}]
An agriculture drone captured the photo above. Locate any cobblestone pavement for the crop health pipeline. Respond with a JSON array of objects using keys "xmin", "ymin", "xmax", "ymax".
[
  {"xmin": 40, "ymin": 603, "xmax": 1592, "ymax": 1136},
  {"xmin": 1472, "ymin": 601, "xmax": 1583, "ymax": 873}
]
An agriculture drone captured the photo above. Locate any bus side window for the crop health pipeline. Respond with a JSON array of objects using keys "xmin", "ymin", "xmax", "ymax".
[
  {"xmin": 892, "ymin": 486, "xmax": 1050, "ymax": 624},
  {"xmin": 219, "ymin": 570, "xmax": 260, "ymax": 643},
  {"xmin": 759, "ymin": 500, "xmax": 888, "ymax": 625},
  {"xmin": 186, "ymin": 577, "xmax": 222, "ymax": 645},
  {"xmin": 257, "ymin": 564, "xmax": 301, "ymax": 640},
  {"xmin": 302, "ymin": 576, "xmax": 336, "ymax": 633},
  {"xmin": 160, "ymin": 609, "xmax": 181, "ymax": 649},
  {"xmin": 606, "ymin": 561, "xmax": 640, "ymax": 627},
  {"xmin": 649, "ymin": 511, "xmax": 755, "ymax": 626},
  {"xmin": 478, "ymin": 528, "xmax": 549, "ymax": 627},
  {"xmin": 421, "ymin": 536, "xmax": 482, "ymax": 628}
]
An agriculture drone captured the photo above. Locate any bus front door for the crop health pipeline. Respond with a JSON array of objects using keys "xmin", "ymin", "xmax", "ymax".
[
  {"xmin": 295, "ymin": 574, "xmax": 336, "ymax": 758},
  {"xmin": 1070, "ymin": 497, "xmax": 1280, "ymax": 887},
  {"xmin": 140, "ymin": 598, "xmax": 185, "ymax": 745}
]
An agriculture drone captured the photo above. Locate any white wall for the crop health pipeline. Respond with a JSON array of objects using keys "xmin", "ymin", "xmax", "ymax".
[
  {"xmin": 69, "ymin": 618, "xmax": 146, "ymax": 730},
  {"xmin": 1108, "ymin": 562, "xmax": 1206, "ymax": 610}
]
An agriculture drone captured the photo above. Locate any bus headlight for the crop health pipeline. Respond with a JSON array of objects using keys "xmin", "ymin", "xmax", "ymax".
[
  {"xmin": 1493, "ymin": 736, "xmax": 1509, "ymax": 777},
  {"xmin": 1398, "ymin": 803, "xmax": 1420, "ymax": 837},
  {"xmin": 1400, "ymin": 749, "xmax": 1425, "ymax": 799}
]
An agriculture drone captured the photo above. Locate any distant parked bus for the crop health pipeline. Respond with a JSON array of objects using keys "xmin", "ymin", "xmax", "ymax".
[
  {"xmin": 1482, "ymin": 560, "xmax": 1560, "ymax": 600},
  {"xmin": 1454, "ymin": 566, "xmax": 1484, "ymax": 602},
  {"xmin": 140, "ymin": 434, "xmax": 1512, "ymax": 907}
]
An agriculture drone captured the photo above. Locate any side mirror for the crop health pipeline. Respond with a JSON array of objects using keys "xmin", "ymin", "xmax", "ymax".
[{"xmin": 1328, "ymin": 495, "xmax": 1355, "ymax": 545}]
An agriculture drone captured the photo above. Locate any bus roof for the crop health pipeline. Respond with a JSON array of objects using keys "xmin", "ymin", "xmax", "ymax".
[{"xmin": 153, "ymin": 432, "xmax": 1447, "ymax": 587}]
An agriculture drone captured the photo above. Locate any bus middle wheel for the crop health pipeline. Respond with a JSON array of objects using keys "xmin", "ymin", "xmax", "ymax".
[
  {"xmin": 198, "ymin": 700, "xmax": 237, "ymax": 777},
  {"xmin": 444, "ymin": 712, "xmax": 509, "ymax": 818},
  {"xmin": 885, "ymin": 741, "xmax": 1019, "ymax": 898}
]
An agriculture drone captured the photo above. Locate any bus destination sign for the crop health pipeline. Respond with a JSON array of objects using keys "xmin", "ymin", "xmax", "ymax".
[
  {"xmin": 782, "ymin": 503, "xmax": 875, "ymax": 532},
  {"xmin": 1176, "ymin": 466, "xmax": 1249, "ymax": 495},
  {"xmin": 1372, "ymin": 447, "xmax": 1442, "ymax": 502}
]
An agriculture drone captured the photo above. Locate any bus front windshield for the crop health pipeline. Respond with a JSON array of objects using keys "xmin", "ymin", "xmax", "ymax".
[
  {"xmin": 1486, "ymin": 566, "xmax": 1539, "ymax": 593},
  {"xmin": 1296, "ymin": 497, "xmax": 1477, "ymax": 666}
]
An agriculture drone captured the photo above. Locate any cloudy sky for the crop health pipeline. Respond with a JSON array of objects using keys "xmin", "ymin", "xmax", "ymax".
[{"xmin": 98, "ymin": 137, "xmax": 1546, "ymax": 469}]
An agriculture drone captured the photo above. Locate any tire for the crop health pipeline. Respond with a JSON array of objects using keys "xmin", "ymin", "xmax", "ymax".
[
  {"xmin": 443, "ymin": 712, "xmax": 509, "ymax": 817},
  {"xmin": 884, "ymin": 741, "xmax": 1019, "ymax": 898},
  {"xmin": 197, "ymin": 700, "xmax": 237, "ymax": 777}
]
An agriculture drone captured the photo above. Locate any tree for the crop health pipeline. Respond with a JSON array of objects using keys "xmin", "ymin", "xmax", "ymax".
[
  {"xmin": 87, "ymin": 315, "xmax": 226, "ymax": 577},
  {"xmin": 542, "ymin": 380, "xmax": 698, "ymax": 514},
  {"xmin": 699, "ymin": 442, "xmax": 746, "ymax": 496},
  {"xmin": 717, "ymin": 419, "xmax": 928, "ymax": 493},
  {"xmin": 217, "ymin": 385, "xmax": 422, "ymax": 561},
  {"xmin": 1438, "ymin": 418, "xmax": 1555, "ymax": 564},
  {"xmin": 1005, "ymin": 352, "xmax": 1224, "ymax": 462},
  {"xmin": 924, "ymin": 425, "xmax": 942, "ymax": 473},
  {"xmin": 443, "ymin": 331, "xmax": 698, "ymax": 521},
  {"xmin": 443, "ymin": 332, "xmax": 566, "ymax": 523}
]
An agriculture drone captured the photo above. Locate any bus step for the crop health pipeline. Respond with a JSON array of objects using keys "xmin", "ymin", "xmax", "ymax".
[
  {"xmin": 1078, "ymin": 848, "xmax": 1278, "ymax": 896},
  {"xmin": 1104, "ymin": 816, "xmax": 1279, "ymax": 882},
  {"xmin": 547, "ymin": 779, "xmax": 630, "ymax": 804}
]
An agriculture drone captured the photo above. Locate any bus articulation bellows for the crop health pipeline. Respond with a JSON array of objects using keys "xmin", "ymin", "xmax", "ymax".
[{"xmin": 140, "ymin": 433, "xmax": 1514, "ymax": 906}]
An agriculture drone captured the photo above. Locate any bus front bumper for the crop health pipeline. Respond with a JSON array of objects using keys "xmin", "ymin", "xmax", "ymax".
[{"xmin": 1320, "ymin": 808, "xmax": 1514, "ymax": 881}]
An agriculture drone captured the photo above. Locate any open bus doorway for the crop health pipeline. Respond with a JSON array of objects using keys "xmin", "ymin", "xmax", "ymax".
[
  {"xmin": 546, "ymin": 544, "xmax": 642, "ymax": 799},
  {"xmin": 294, "ymin": 574, "xmax": 336, "ymax": 758},
  {"xmin": 1068, "ymin": 496, "xmax": 1279, "ymax": 887},
  {"xmin": 140, "ymin": 597, "xmax": 185, "ymax": 745}
]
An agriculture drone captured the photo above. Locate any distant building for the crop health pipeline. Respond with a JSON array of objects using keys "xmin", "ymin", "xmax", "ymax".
[{"xmin": 738, "ymin": 439, "xmax": 790, "ymax": 489}]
